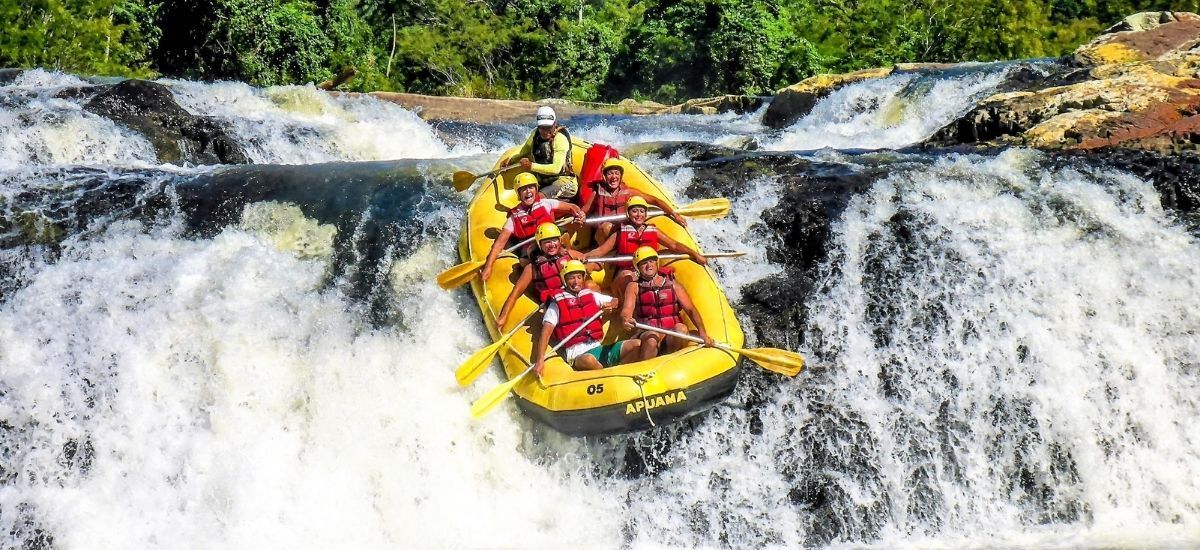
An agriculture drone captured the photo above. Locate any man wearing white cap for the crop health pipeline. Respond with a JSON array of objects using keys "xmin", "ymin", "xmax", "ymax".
[{"xmin": 504, "ymin": 106, "xmax": 579, "ymax": 200}]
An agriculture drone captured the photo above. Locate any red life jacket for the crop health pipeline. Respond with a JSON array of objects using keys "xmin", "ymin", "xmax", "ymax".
[
  {"xmin": 592, "ymin": 183, "xmax": 630, "ymax": 218},
  {"xmin": 635, "ymin": 269, "xmax": 680, "ymax": 330},
  {"xmin": 615, "ymin": 223, "xmax": 660, "ymax": 268},
  {"xmin": 530, "ymin": 252, "xmax": 569, "ymax": 302},
  {"xmin": 551, "ymin": 290, "xmax": 604, "ymax": 348},
  {"xmin": 507, "ymin": 199, "xmax": 554, "ymax": 240}
]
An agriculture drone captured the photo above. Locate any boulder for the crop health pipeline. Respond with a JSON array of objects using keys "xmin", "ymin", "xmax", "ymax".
[
  {"xmin": 1073, "ymin": 11, "xmax": 1200, "ymax": 66},
  {"xmin": 762, "ymin": 67, "xmax": 893, "ymax": 129},
  {"xmin": 0, "ymin": 68, "xmax": 24, "ymax": 85},
  {"xmin": 928, "ymin": 57, "xmax": 1200, "ymax": 152},
  {"xmin": 616, "ymin": 97, "xmax": 669, "ymax": 115},
  {"xmin": 84, "ymin": 79, "xmax": 249, "ymax": 165},
  {"xmin": 677, "ymin": 95, "xmax": 764, "ymax": 115},
  {"xmin": 1053, "ymin": 148, "xmax": 1200, "ymax": 230}
]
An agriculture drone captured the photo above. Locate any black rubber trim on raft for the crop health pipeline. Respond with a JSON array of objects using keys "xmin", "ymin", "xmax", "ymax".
[{"xmin": 515, "ymin": 363, "xmax": 742, "ymax": 436}]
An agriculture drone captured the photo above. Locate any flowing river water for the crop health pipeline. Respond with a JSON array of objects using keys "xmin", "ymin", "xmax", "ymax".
[{"xmin": 1, "ymin": 66, "xmax": 1198, "ymax": 548}]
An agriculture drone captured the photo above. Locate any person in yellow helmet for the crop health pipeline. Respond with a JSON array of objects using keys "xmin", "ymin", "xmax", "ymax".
[
  {"xmin": 621, "ymin": 246, "xmax": 713, "ymax": 360},
  {"xmin": 532, "ymin": 260, "xmax": 641, "ymax": 376},
  {"xmin": 581, "ymin": 158, "xmax": 686, "ymax": 245},
  {"xmin": 502, "ymin": 106, "xmax": 579, "ymax": 200},
  {"xmin": 481, "ymin": 171, "xmax": 583, "ymax": 281},
  {"xmin": 494, "ymin": 222, "xmax": 596, "ymax": 328},
  {"xmin": 584, "ymin": 196, "xmax": 706, "ymax": 301}
]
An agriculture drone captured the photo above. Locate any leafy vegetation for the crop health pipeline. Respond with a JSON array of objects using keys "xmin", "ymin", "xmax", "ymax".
[{"xmin": 2, "ymin": 0, "xmax": 1199, "ymax": 102}]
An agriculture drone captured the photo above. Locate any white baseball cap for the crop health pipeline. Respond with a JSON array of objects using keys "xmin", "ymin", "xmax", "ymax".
[{"xmin": 536, "ymin": 106, "xmax": 556, "ymax": 127}]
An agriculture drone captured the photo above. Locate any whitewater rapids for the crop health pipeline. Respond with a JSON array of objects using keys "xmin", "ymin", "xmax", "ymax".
[{"xmin": 1, "ymin": 67, "xmax": 1198, "ymax": 549}]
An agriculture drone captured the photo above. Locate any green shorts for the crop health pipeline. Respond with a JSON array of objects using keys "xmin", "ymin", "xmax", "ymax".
[{"xmin": 581, "ymin": 340, "xmax": 625, "ymax": 368}]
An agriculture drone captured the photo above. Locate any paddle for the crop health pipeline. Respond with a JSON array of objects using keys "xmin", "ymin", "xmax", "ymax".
[
  {"xmin": 451, "ymin": 164, "xmax": 521, "ymax": 192},
  {"xmin": 436, "ymin": 231, "xmax": 544, "ymax": 290},
  {"xmin": 632, "ymin": 322, "xmax": 804, "ymax": 377},
  {"xmin": 435, "ymin": 199, "xmax": 730, "ymax": 290},
  {"xmin": 584, "ymin": 198, "xmax": 731, "ymax": 225},
  {"xmin": 455, "ymin": 308, "xmax": 540, "ymax": 387},
  {"xmin": 471, "ymin": 309, "xmax": 606, "ymax": 419},
  {"xmin": 588, "ymin": 251, "xmax": 745, "ymax": 264}
]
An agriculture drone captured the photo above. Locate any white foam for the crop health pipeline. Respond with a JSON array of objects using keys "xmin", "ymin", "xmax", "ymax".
[
  {"xmin": 569, "ymin": 110, "xmax": 765, "ymax": 150},
  {"xmin": 0, "ymin": 71, "xmax": 158, "ymax": 170},
  {"xmin": 0, "ymin": 220, "xmax": 622, "ymax": 549},
  {"xmin": 798, "ymin": 150, "xmax": 1200, "ymax": 543},
  {"xmin": 764, "ymin": 68, "xmax": 1009, "ymax": 151},
  {"xmin": 163, "ymin": 81, "xmax": 469, "ymax": 164},
  {"xmin": 633, "ymin": 149, "xmax": 783, "ymax": 301}
]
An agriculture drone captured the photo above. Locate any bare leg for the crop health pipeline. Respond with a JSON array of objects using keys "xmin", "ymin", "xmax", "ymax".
[
  {"xmin": 638, "ymin": 332, "xmax": 662, "ymax": 361},
  {"xmin": 664, "ymin": 324, "xmax": 691, "ymax": 353},
  {"xmin": 617, "ymin": 339, "xmax": 642, "ymax": 365},
  {"xmin": 573, "ymin": 353, "xmax": 604, "ymax": 371}
]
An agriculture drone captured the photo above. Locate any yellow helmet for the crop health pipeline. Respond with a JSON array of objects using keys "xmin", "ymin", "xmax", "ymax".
[
  {"xmin": 633, "ymin": 246, "xmax": 659, "ymax": 266},
  {"xmin": 625, "ymin": 196, "xmax": 649, "ymax": 211},
  {"xmin": 602, "ymin": 159, "xmax": 624, "ymax": 174},
  {"xmin": 535, "ymin": 222, "xmax": 562, "ymax": 242},
  {"xmin": 560, "ymin": 259, "xmax": 587, "ymax": 282},
  {"xmin": 512, "ymin": 172, "xmax": 539, "ymax": 190}
]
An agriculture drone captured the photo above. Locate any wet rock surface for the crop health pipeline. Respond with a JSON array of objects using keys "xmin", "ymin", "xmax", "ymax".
[
  {"xmin": 83, "ymin": 79, "xmax": 249, "ymax": 165},
  {"xmin": 762, "ymin": 67, "xmax": 894, "ymax": 129},
  {"xmin": 657, "ymin": 144, "xmax": 898, "ymax": 348},
  {"xmin": 923, "ymin": 12, "xmax": 1200, "ymax": 154},
  {"xmin": 659, "ymin": 142, "xmax": 1200, "ymax": 354},
  {"xmin": 1073, "ymin": 11, "xmax": 1200, "ymax": 65},
  {"xmin": 927, "ymin": 61, "xmax": 1200, "ymax": 153},
  {"xmin": 1053, "ymin": 147, "xmax": 1200, "ymax": 230}
]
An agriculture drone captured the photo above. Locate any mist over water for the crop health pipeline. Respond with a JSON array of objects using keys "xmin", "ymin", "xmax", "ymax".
[{"xmin": 2, "ymin": 71, "xmax": 1198, "ymax": 549}]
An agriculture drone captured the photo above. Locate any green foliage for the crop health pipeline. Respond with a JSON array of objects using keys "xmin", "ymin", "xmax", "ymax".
[
  {"xmin": 10, "ymin": 0, "xmax": 1200, "ymax": 101},
  {"xmin": 229, "ymin": 0, "xmax": 332, "ymax": 85},
  {"xmin": 391, "ymin": 0, "xmax": 526, "ymax": 97},
  {"xmin": 0, "ymin": 0, "xmax": 155, "ymax": 76},
  {"xmin": 322, "ymin": 0, "xmax": 388, "ymax": 91},
  {"xmin": 530, "ymin": 18, "xmax": 622, "ymax": 100}
]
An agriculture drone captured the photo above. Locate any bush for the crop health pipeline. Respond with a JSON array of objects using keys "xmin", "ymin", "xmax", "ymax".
[{"xmin": 0, "ymin": 0, "xmax": 155, "ymax": 76}]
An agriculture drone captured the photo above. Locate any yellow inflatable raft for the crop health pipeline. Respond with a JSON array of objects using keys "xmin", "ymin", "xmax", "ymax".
[{"xmin": 458, "ymin": 138, "xmax": 744, "ymax": 435}]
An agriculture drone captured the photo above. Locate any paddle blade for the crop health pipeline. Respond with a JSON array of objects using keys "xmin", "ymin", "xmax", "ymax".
[
  {"xmin": 455, "ymin": 340, "xmax": 504, "ymax": 386},
  {"xmin": 436, "ymin": 260, "xmax": 484, "ymax": 290},
  {"xmin": 452, "ymin": 170, "xmax": 478, "ymax": 192},
  {"xmin": 677, "ymin": 198, "xmax": 731, "ymax": 219},
  {"xmin": 738, "ymin": 347, "xmax": 805, "ymax": 377},
  {"xmin": 470, "ymin": 371, "xmax": 528, "ymax": 418}
]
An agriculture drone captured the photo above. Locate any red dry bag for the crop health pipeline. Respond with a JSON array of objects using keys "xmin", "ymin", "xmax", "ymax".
[{"xmin": 577, "ymin": 143, "xmax": 620, "ymax": 206}]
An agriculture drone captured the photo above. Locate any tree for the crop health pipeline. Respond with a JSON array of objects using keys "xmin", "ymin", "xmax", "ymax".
[{"xmin": 0, "ymin": 0, "xmax": 156, "ymax": 76}]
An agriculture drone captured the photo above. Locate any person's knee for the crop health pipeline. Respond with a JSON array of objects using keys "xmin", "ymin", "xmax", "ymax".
[{"xmin": 573, "ymin": 354, "xmax": 602, "ymax": 371}]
